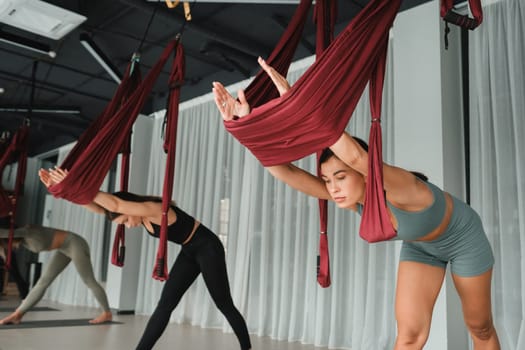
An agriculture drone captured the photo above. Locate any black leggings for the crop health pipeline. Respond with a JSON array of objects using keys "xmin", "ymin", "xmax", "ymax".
[{"xmin": 136, "ymin": 225, "xmax": 251, "ymax": 350}]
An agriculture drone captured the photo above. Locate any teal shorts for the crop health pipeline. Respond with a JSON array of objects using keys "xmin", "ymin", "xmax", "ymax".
[{"xmin": 400, "ymin": 196, "xmax": 494, "ymax": 277}]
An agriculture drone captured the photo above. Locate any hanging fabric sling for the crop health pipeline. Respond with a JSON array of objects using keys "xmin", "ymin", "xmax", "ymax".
[
  {"xmin": 111, "ymin": 108, "xmax": 135, "ymax": 267},
  {"xmin": 110, "ymin": 54, "xmax": 142, "ymax": 268},
  {"xmin": 0, "ymin": 122, "xmax": 29, "ymax": 269},
  {"xmin": 48, "ymin": 55, "xmax": 143, "ymax": 203},
  {"xmin": 313, "ymin": 0, "xmax": 337, "ymax": 288},
  {"xmin": 154, "ymin": 40, "xmax": 185, "ymax": 280},
  {"xmin": 241, "ymin": 0, "xmax": 334, "ymax": 287},
  {"xmin": 224, "ymin": 0, "xmax": 402, "ymax": 247},
  {"xmin": 47, "ymin": 38, "xmax": 184, "ymax": 280},
  {"xmin": 224, "ymin": 0, "xmax": 400, "ymax": 165},
  {"xmin": 112, "ymin": 9, "xmax": 159, "ymax": 267},
  {"xmin": 0, "ymin": 61, "xmax": 36, "ymax": 269},
  {"xmin": 224, "ymin": 0, "xmax": 484, "ymax": 244}
]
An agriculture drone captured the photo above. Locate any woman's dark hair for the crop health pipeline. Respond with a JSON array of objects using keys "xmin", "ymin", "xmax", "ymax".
[
  {"xmin": 318, "ymin": 136, "xmax": 428, "ymax": 181},
  {"xmin": 104, "ymin": 191, "xmax": 170, "ymax": 221}
]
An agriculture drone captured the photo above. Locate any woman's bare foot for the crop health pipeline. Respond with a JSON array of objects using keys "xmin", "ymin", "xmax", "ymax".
[
  {"xmin": 89, "ymin": 311, "xmax": 112, "ymax": 324},
  {"xmin": 0, "ymin": 311, "xmax": 23, "ymax": 325}
]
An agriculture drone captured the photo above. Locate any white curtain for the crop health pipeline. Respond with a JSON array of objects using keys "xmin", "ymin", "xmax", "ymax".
[
  {"xmin": 469, "ymin": 0, "xmax": 525, "ymax": 349},
  {"xmin": 134, "ymin": 45, "xmax": 398, "ymax": 349},
  {"xmin": 39, "ymin": 144, "xmax": 109, "ymax": 309}
]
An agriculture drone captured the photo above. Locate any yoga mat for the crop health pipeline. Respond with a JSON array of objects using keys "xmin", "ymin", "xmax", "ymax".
[
  {"xmin": 0, "ymin": 319, "xmax": 122, "ymax": 329},
  {"xmin": 0, "ymin": 306, "xmax": 59, "ymax": 312}
]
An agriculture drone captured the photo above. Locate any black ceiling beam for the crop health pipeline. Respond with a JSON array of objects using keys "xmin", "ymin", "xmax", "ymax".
[
  {"xmin": 0, "ymin": 105, "xmax": 82, "ymax": 115},
  {"xmin": 272, "ymin": 14, "xmax": 315, "ymax": 54},
  {"xmin": 118, "ymin": 0, "xmax": 271, "ymax": 58},
  {"xmin": 0, "ymin": 114, "xmax": 87, "ymax": 133},
  {"xmin": 88, "ymin": 25, "xmax": 237, "ymax": 73},
  {"xmin": 200, "ymin": 40, "xmax": 256, "ymax": 77},
  {"xmin": 0, "ymin": 70, "xmax": 111, "ymax": 102},
  {"xmin": 0, "ymin": 46, "xmax": 118, "ymax": 84}
]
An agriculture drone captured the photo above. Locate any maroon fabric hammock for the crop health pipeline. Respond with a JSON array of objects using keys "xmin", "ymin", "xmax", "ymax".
[
  {"xmin": 48, "ymin": 39, "xmax": 179, "ymax": 205},
  {"xmin": 241, "ymin": 0, "xmax": 334, "ymax": 287},
  {"xmin": 111, "ymin": 130, "xmax": 133, "ymax": 267},
  {"xmin": 224, "ymin": 0, "xmax": 484, "ymax": 246},
  {"xmin": 224, "ymin": 0, "xmax": 401, "ymax": 166},
  {"xmin": 0, "ymin": 123, "xmax": 29, "ymax": 268},
  {"xmin": 313, "ymin": 0, "xmax": 337, "ymax": 288},
  {"xmin": 225, "ymin": 0, "xmax": 401, "ymax": 246},
  {"xmin": 46, "ymin": 39, "xmax": 183, "ymax": 279},
  {"xmin": 110, "ymin": 63, "xmax": 141, "ymax": 268},
  {"xmin": 153, "ymin": 42, "xmax": 185, "ymax": 281}
]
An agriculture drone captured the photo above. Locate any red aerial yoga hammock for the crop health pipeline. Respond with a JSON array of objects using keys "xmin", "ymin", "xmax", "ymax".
[
  {"xmin": 241, "ymin": 0, "xmax": 335, "ymax": 287},
  {"xmin": 224, "ymin": 0, "xmax": 484, "ymax": 246},
  {"xmin": 0, "ymin": 122, "xmax": 29, "ymax": 269},
  {"xmin": 155, "ymin": 41, "xmax": 185, "ymax": 280},
  {"xmin": 47, "ymin": 39, "xmax": 185, "ymax": 280},
  {"xmin": 313, "ymin": 0, "xmax": 337, "ymax": 288}
]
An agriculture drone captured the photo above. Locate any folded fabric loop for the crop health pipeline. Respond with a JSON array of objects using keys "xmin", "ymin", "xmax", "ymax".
[
  {"xmin": 317, "ymin": 231, "xmax": 331, "ymax": 288},
  {"xmin": 153, "ymin": 41, "xmax": 185, "ymax": 281},
  {"xmin": 440, "ymin": 0, "xmax": 483, "ymax": 29},
  {"xmin": 111, "ymin": 224, "xmax": 126, "ymax": 267},
  {"xmin": 443, "ymin": 10, "xmax": 480, "ymax": 30}
]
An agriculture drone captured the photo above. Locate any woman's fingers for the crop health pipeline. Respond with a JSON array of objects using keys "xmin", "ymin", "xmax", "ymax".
[
  {"xmin": 212, "ymin": 82, "xmax": 234, "ymax": 121},
  {"xmin": 258, "ymin": 57, "xmax": 290, "ymax": 96},
  {"xmin": 238, "ymin": 89, "xmax": 248, "ymax": 105}
]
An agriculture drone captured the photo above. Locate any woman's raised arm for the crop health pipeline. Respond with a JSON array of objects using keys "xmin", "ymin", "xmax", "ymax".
[{"xmin": 267, "ymin": 164, "xmax": 331, "ymax": 200}]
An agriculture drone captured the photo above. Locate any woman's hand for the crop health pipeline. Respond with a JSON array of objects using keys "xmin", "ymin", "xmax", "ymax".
[
  {"xmin": 212, "ymin": 82, "xmax": 250, "ymax": 121},
  {"xmin": 38, "ymin": 168, "xmax": 54, "ymax": 188},
  {"xmin": 257, "ymin": 56, "xmax": 291, "ymax": 96},
  {"xmin": 212, "ymin": 57, "xmax": 292, "ymax": 121},
  {"xmin": 38, "ymin": 167, "xmax": 68, "ymax": 188}
]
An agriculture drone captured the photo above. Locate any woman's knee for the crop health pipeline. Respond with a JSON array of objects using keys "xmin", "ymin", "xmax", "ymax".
[
  {"xmin": 465, "ymin": 318, "xmax": 497, "ymax": 341},
  {"xmin": 396, "ymin": 322, "xmax": 430, "ymax": 349}
]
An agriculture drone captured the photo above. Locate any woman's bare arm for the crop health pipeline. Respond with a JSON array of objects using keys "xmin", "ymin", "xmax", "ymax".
[
  {"xmin": 329, "ymin": 132, "xmax": 431, "ymax": 207},
  {"xmin": 93, "ymin": 192, "xmax": 162, "ymax": 221},
  {"xmin": 267, "ymin": 164, "xmax": 331, "ymax": 200}
]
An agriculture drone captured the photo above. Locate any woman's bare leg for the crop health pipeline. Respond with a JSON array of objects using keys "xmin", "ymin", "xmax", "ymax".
[
  {"xmin": 452, "ymin": 269, "xmax": 500, "ymax": 349},
  {"xmin": 394, "ymin": 261, "xmax": 446, "ymax": 350}
]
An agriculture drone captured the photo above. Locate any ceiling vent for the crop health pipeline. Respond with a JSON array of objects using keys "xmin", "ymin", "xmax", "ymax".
[{"xmin": 0, "ymin": 0, "xmax": 86, "ymax": 40}]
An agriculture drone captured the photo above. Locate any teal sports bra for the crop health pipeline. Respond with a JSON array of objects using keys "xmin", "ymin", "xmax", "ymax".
[{"xmin": 358, "ymin": 180, "xmax": 447, "ymax": 241}]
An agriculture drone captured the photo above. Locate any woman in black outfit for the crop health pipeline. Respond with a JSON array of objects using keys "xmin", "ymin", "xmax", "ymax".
[{"xmin": 39, "ymin": 168, "xmax": 251, "ymax": 350}]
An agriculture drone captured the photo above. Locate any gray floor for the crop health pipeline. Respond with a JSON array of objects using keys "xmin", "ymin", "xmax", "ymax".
[{"xmin": 0, "ymin": 295, "xmax": 339, "ymax": 350}]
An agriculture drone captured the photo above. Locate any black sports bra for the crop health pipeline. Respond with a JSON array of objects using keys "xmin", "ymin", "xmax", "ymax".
[{"xmin": 147, "ymin": 205, "xmax": 195, "ymax": 244}]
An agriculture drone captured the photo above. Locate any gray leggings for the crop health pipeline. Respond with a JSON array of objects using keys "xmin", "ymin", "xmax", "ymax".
[{"xmin": 18, "ymin": 233, "xmax": 110, "ymax": 314}]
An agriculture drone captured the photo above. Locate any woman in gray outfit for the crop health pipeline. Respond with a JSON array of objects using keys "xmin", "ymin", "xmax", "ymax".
[{"xmin": 0, "ymin": 225, "xmax": 112, "ymax": 324}]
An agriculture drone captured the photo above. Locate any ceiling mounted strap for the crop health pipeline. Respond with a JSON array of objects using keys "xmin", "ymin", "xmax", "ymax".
[
  {"xmin": 27, "ymin": 60, "xmax": 39, "ymax": 126},
  {"xmin": 137, "ymin": 7, "xmax": 158, "ymax": 54}
]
